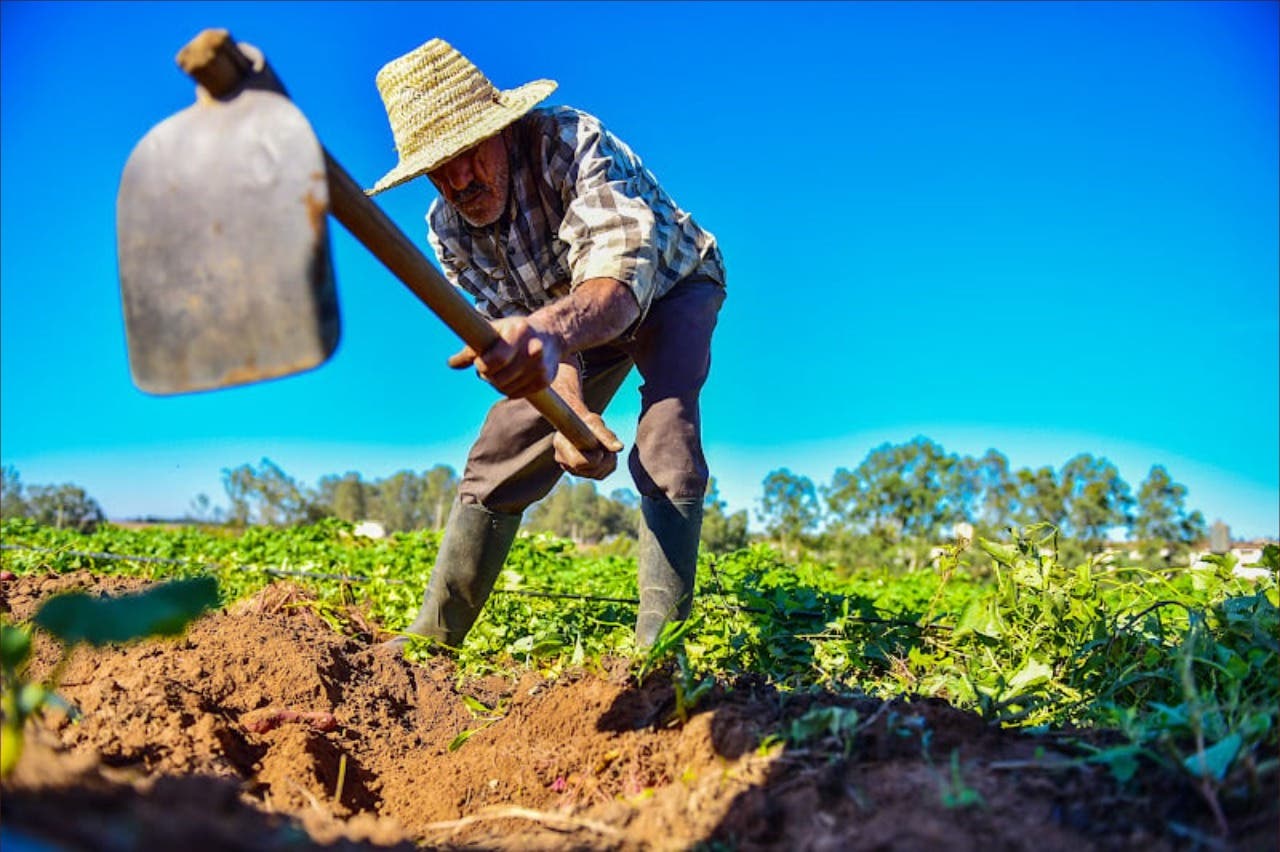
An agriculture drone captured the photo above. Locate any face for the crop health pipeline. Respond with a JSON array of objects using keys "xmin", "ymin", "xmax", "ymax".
[{"xmin": 427, "ymin": 134, "xmax": 510, "ymax": 227}]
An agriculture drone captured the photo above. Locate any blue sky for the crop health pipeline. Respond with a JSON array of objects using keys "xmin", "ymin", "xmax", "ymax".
[{"xmin": 1, "ymin": 1, "xmax": 1276, "ymax": 536}]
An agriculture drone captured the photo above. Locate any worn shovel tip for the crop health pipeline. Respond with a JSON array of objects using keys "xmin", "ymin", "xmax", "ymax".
[{"xmin": 129, "ymin": 346, "xmax": 338, "ymax": 397}]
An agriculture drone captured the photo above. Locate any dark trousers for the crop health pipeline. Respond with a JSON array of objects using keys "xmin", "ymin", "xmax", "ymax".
[{"xmin": 458, "ymin": 276, "xmax": 725, "ymax": 513}]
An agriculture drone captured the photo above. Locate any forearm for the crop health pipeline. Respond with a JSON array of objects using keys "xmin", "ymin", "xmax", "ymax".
[{"xmin": 527, "ymin": 277, "xmax": 640, "ymax": 355}]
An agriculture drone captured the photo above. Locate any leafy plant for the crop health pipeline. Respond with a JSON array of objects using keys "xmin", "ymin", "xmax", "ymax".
[
  {"xmin": 2, "ymin": 517, "xmax": 1275, "ymax": 837},
  {"xmin": 448, "ymin": 694, "xmax": 508, "ymax": 752}
]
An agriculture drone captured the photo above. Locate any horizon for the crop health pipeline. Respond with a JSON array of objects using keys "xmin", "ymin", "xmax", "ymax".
[{"xmin": 2, "ymin": 1, "xmax": 1276, "ymax": 538}]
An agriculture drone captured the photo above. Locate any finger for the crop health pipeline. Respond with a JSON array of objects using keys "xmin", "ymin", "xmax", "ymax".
[
  {"xmin": 555, "ymin": 441, "xmax": 593, "ymax": 471},
  {"xmin": 483, "ymin": 369, "xmax": 539, "ymax": 399},
  {"xmin": 476, "ymin": 338, "xmax": 515, "ymax": 375},
  {"xmin": 580, "ymin": 453, "xmax": 618, "ymax": 480},
  {"xmin": 447, "ymin": 346, "xmax": 477, "ymax": 369}
]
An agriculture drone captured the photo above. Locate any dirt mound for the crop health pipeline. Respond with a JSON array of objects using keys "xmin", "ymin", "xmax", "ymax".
[{"xmin": 1, "ymin": 573, "xmax": 1273, "ymax": 851}]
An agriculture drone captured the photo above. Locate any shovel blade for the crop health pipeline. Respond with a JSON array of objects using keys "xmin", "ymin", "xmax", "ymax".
[{"xmin": 117, "ymin": 88, "xmax": 338, "ymax": 394}]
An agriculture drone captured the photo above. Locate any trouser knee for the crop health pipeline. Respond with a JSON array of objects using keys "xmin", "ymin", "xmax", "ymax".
[{"xmin": 628, "ymin": 397, "xmax": 709, "ymax": 502}]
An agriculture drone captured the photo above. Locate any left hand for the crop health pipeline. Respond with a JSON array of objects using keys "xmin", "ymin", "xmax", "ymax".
[{"xmin": 553, "ymin": 413, "xmax": 624, "ymax": 479}]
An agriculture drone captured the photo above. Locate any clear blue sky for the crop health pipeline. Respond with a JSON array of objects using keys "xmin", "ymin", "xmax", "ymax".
[{"xmin": 2, "ymin": 1, "xmax": 1276, "ymax": 537}]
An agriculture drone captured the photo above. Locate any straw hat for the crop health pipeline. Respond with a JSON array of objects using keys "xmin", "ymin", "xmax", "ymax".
[{"xmin": 366, "ymin": 39, "xmax": 557, "ymax": 195}]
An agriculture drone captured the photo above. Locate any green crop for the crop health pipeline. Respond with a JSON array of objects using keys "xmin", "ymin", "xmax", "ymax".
[{"xmin": 2, "ymin": 516, "xmax": 1275, "ymax": 828}]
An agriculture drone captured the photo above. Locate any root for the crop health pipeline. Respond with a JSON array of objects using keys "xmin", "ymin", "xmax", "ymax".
[
  {"xmin": 242, "ymin": 709, "xmax": 337, "ymax": 734},
  {"xmin": 420, "ymin": 805, "xmax": 625, "ymax": 839}
]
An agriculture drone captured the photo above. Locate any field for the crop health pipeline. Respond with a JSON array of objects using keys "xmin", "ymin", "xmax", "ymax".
[{"xmin": 1, "ymin": 519, "xmax": 1276, "ymax": 851}]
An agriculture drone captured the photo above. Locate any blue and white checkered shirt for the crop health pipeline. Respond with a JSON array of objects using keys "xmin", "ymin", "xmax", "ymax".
[{"xmin": 427, "ymin": 107, "xmax": 724, "ymax": 324}]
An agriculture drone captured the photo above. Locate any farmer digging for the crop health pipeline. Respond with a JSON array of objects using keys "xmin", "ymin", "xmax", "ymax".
[{"xmin": 368, "ymin": 39, "xmax": 725, "ymax": 649}]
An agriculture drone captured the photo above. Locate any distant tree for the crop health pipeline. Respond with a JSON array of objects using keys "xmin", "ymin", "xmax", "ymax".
[
  {"xmin": 313, "ymin": 466, "xmax": 456, "ymax": 531},
  {"xmin": 24, "ymin": 483, "xmax": 105, "ymax": 532},
  {"xmin": 317, "ymin": 472, "xmax": 369, "ymax": 522},
  {"xmin": 1, "ymin": 465, "xmax": 27, "ymax": 520},
  {"xmin": 608, "ymin": 488, "xmax": 642, "ymax": 533},
  {"xmin": 825, "ymin": 438, "xmax": 965, "ymax": 542},
  {"xmin": 701, "ymin": 478, "xmax": 749, "ymax": 554},
  {"xmin": 421, "ymin": 464, "xmax": 460, "ymax": 529},
  {"xmin": 759, "ymin": 468, "xmax": 819, "ymax": 554},
  {"xmin": 964, "ymin": 449, "xmax": 1017, "ymax": 532},
  {"xmin": 1012, "ymin": 465, "xmax": 1068, "ymax": 532},
  {"xmin": 1132, "ymin": 465, "xmax": 1206, "ymax": 565},
  {"xmin": 1061, "ymin": 453, "xmax": 1134, "ymax": 556},
  {"xmin": 526, "ymin": 480, "xmax": 631, "ymax": 543},
  {"xmin": 372, "ymin": 470, "xmax": 428, "ymax": 532},
  {"xmin": 222, "ymin": 465, "xmax": 253, "ymax": 525},
  {"xmin": 186, "ymin": 493, "xmax": 224, "ymax": 524},
  {"xmin": 220, "ymin": 458, "xmax": 319, "ymax": 526}
]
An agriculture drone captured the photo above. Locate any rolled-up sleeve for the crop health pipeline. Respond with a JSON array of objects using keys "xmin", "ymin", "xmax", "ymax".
[{"xmin": 554, "ymin": 116, "xmax": 664, "ymax": 316}]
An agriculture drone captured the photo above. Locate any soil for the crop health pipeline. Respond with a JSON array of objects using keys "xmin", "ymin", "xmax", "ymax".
[{"xmin": 1, "ymin": 572, "xmax": 1274, "ymax": 851}]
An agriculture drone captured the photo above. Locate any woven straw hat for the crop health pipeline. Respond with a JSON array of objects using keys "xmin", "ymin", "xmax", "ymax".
[{"xmin": 366, "ymin": 39, "xmax": 557, "ymax": 195}]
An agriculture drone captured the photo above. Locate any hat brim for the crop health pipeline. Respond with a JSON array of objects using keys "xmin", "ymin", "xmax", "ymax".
[{"xmin": 365, "ymin": 79, "xmax": 557, "ymax": 196}]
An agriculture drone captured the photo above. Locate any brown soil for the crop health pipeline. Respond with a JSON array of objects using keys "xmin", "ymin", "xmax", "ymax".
[{"xmin": 1, "ymin": 572, "xmax": 1274, "ymax": 851}]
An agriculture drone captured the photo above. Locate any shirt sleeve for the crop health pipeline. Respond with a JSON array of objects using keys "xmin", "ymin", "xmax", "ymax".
[{"xmin": 549, "ymin": 113, "xmax": 664, "ymax": 317}]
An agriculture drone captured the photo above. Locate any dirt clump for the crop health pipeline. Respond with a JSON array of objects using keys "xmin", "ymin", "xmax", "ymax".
[{"xmin": 1, "ymin": 572, "xmax": 1274, "ymax": 850}]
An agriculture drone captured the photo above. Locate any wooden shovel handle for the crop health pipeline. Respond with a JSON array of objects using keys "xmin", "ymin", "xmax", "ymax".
[
  {"xmin": 175, "ymin": 30, "xmax": 601, "ymax": 453},
  {"xmin": 323, "ymin": 158, "xmax": 602, "ymax": 453}
]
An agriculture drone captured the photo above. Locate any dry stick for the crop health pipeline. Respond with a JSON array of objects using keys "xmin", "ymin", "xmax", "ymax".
[
  {"xmin": 419, "ymin": 805, "xmax": 624, "ymax": 839},
  {"xmin": 286, "ymin": 778, "xmax": 325, "ymax": 815},
  {"xmin": 987, "ymin": 759, "xmax": 1079, "ymax": 771}
]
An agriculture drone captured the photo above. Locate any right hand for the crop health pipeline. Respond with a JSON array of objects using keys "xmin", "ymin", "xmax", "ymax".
[{"xmin": 553, "ymin": 413, "xmax": 624, "ymax": 480}]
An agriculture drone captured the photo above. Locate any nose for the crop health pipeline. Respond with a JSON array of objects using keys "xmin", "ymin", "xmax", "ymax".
[{"xmin": 440, "ymin": 156, "xmax": 473, "ymax": 192}]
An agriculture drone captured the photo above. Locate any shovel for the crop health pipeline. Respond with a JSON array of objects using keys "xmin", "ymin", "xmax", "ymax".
[{"xmin": 117, "ymin": 29, "xmax": 601, "ymax": 452}]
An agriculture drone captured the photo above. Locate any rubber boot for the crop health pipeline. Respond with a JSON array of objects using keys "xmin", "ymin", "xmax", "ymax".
[
  {"xmin": 402, "ymin": 499, "xmax": 521, "ymax": 647},
  {"xmin": 635, "ymin": 497, "xmax": 704, "ymax": 649}
]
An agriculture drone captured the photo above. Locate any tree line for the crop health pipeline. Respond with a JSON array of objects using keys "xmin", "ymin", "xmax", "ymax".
[
  {"xmin": 756, "ymin": 436, "xmax": 1206, "ymax": 569},
  {"xmin": 1, "ymin": 436, "xmax": 1208, "ymax": 567},
  {"xmin": 1, "ymin": 466, "xmax": 105, "ymax": 532},
  {"xmin": 195, "ymin": 458, "xmax": 750, "ymax": 555}
]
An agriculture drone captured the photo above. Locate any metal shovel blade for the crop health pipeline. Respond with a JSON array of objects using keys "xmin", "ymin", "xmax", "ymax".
[{"xmin": 117, "ymin": 87, "xmax": 338, "ymax": 394}]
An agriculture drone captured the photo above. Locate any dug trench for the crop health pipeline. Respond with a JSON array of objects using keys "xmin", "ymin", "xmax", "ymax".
[{"xmin": 1, "ymin": 572, "xmax": 1273, "ymax": 851}]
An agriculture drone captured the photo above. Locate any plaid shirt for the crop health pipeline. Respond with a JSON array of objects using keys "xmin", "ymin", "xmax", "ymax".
[{"xmin": 427, "ymin": 107, "xmax": 724, "ymax": 324}]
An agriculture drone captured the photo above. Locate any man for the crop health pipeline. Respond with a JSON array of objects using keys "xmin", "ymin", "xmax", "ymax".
[{"xmin": 368, "ymin": 38, "xmax": 725, "ymax": 649}]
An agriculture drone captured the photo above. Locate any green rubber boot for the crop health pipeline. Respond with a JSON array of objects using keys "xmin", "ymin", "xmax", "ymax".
[
  {"xmin": 402, "ymin": 499, "xmax": 521, "ymax": 647},
  {"xmin": 635, "ymin": 497, "xmax": 704, "ymax": 649}
]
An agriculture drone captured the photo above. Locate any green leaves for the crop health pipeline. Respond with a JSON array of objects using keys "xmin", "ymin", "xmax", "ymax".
[
  {"xmin": 449, "ymin": 694, "xmax": 507, "ymax": 751},
  {"xmin": 2, "ymin": 517, "xmax": 1275, "ymax": 808},
  {"xmin": 784, "ymin": 705, "xmax": 860, "ymax": 747},
  {"xmin": 1006, "ymin": 658, "xmax": 1053, "ymax": 694},
  {"xmin": 34, "ymin": 576, "xmax": 219, "ymax": 646},
  {"xmin": 1, "ymin": 623, "xmax": 31, "ymax": 674},
  {"xmin": 1184, "ymin": 734, "xmax": 1242, "ymax": 782},
  {"xmin": 955, "ymin": 595, "xmax": 1006, "ymax": 640}
]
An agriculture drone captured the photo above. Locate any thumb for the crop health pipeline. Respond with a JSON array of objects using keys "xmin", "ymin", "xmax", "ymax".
[
  {"xmin": 587, "ymin": 415, "xmax": 624, "ymax": 452},
  {"xmin": 447, "ymin": 346, "xmax": 477, "ymax": 369}
]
